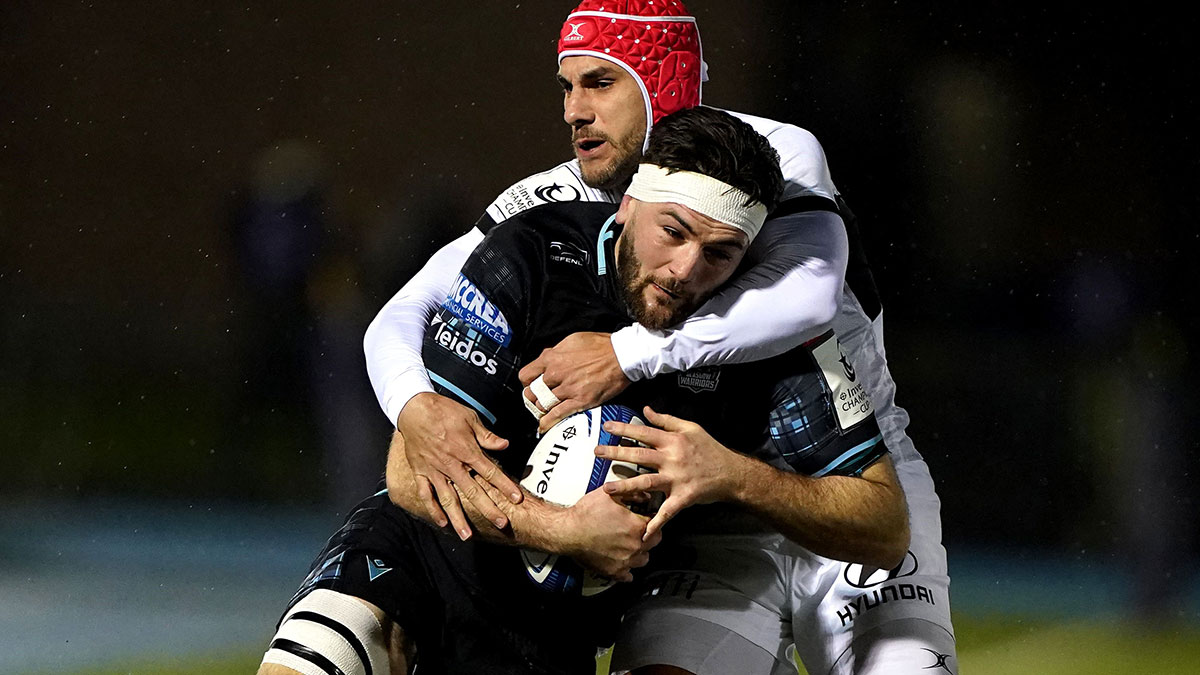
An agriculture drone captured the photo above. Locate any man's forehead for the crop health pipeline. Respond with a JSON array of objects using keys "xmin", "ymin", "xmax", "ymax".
[
  {"xmin": 557, "ymin": 55, "xmax": 627, "ymax": 80},
  {"xmin": 637, "ymin": 200, "xmax": 749, "ymax": 249}
]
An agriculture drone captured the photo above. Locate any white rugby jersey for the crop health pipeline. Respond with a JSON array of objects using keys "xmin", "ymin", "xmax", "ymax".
[{"xmin": 364, "ymin": 108, "xmax": 922, "ymax": 465}]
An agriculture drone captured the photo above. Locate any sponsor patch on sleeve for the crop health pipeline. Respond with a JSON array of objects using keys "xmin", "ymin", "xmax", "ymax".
[
  {"xmin": 810, "ymin": 333, "xmax": 873, "ymax": 431},
  {"xmin": 487, "ymin": 165, "xmax": 584, "ymax": 221}
]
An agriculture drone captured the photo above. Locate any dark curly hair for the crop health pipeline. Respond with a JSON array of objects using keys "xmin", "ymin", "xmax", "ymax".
[{"xmin": 643, "ymin": 106, "xmax": 784, "ymax": 212}]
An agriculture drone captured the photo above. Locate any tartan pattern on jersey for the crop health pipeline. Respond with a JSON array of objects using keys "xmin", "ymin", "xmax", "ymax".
[
  {"xmin": 286, "ymin": 493, "xmax": 383, "ymax": 608},
  {"xmin": 767, "ymin": 372, "xmax": 839, "ymax": 474}
]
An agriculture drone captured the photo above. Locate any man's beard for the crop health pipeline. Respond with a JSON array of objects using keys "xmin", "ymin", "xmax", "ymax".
[
  {"xmin": 574, "ymin": 126, "xmax": 643, "ymax": 190},
  {"xmin": 616, "ymin": 233, "xmax": 697, "ymax": 330}
]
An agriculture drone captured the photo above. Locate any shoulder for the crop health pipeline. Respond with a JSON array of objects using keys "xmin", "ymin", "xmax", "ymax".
[
  {"xmin": 479, "ymin": 201, "xmax": 618, "ymax": 266},
  {"xmin": 713, "ymin": 107, "xmax": 839, "ymax": 204},
  {"xmin": 480, "ymin": 159, "xmax": 622, "ymax": 229}
]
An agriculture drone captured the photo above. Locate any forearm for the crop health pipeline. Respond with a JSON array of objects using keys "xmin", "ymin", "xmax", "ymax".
[
  {"xmin": 612, "ymin": 210, "xmax": 848, "ymax": 378},
  {"xmin": 384, "ymin": 430, "xmax": 573, "ymax": 552},
  {"xmin": 725, "ymin": 454, "xmax": 909, "ymax": 568},
  {"xmin": 364, "ymin": 227, "xmax": 484, "ymax": 426}
]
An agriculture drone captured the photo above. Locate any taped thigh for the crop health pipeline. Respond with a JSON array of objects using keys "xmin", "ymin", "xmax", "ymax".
[{"xmin": 262, "ymin": 589, "xmax": 390, "ymax": 675}]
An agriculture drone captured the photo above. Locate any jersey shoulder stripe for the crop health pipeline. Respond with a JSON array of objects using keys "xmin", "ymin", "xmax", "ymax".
[{"xmin": 479, "ymin": 160, "xmax": 621, "ymax": 232}]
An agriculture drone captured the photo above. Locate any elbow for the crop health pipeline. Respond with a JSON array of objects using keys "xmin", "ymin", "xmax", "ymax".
[
  {"xmin": 363, "ymin": 308, "xmax": 386, "ymax": 355},
  {"xmin": 810, "ymin": 297, "xmax": 840, "ymax": 332},
  {"xmin": 784, "ymin": 292, "xmax": 839, "ymax": 340}
]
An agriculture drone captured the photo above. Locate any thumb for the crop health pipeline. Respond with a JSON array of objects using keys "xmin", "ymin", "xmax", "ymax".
[
  {"xmin": 643, "ymin": 405, "xmax": 687, "ymax": 432},
  {"xmin": 471, "ymin": 418, "xmax": 510, "ymax": 451},
  {"xmin": 644, "ymin": 494, "xmax": 682, "ymax": 541}
]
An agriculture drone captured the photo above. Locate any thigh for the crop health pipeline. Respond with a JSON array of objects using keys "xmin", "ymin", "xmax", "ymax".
[
  {"xmin": 611, "ymin": 544, "xmax": 796, "ymax": 675},
  {"xmin": 282, "ymin": 491, "xmax": 598, "ymax": 675},
  {"xmin": 790, "ymin": 461, "xmax": 956, "ymax": 675},
  {"xmin": 281, "ymin": 491, "xmax": 441, "ymax": 632}
]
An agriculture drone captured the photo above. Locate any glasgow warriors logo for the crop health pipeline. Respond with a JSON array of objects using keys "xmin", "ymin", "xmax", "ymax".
[{"xmin": 534, "ymin": 183, "xmax": 581, "ymax": 203}]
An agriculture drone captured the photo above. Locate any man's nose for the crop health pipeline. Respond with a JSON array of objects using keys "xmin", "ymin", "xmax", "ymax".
[
  {"xmin": 563, "ymin": 90, "xmax": 595, "ymax": 128},
  {"xmin": 667, "ymin": 247, "xmax": 703, "ymax": 284}
]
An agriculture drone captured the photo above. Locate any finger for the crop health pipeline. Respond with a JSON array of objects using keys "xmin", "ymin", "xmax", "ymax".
[
  {"xmin": 434, "ymin": 475, "xmax": 473, "ymax": 541},
  {"xmin": 522, "ymin": 388, "xmax": 547, "ymax": 420},
  {"xmin": 469, "ymin": 418, "xmax": 511, "ymax": 452},
  {"xmin": 414, "ymin": 474, "xmax": 449, "ymax": 528},
  {"xmin": 602, "ymin": 472, "xmax": 667, "ymax": 495},
  {"xmin": 466, "ymin": 438, "xmax": 523, "ymax": 505},
  {"xmin": 529, "ymin": 374, "xmax": 561, "ymax": 411},
  {"xmin": 630, "ymin": 551, "xmax": 651, "ymax": 571},
  {"xmin": 642, "ymin": 525, "xmax": 664, "ymax": 549},
  {"xmin": 452, "ymin": 472, "xmax": 510, "ymax": 530},
  {"xmin": 517, "ymin": 350, "xmax": 550, "ymax": 386},
  {"xmin": 601, "ymin": 420, "xmax": 672, "ymax": 448},
  {"xmin": 595, "ymin": 443, "xmax": 660, "ymax": 468},
  {"xmin": 642, "ymin": 405, "xmax": 692, "ymax": 432},
  {"xmin": 538, "ymin": 397, "xmax": 587, "ymax": 434},
  {"xmin": 615, "ymin": 490, "xmax": 653, "ymax": 505},
  {"xmin": 644, "ymin": 494, "xmax": 686, "ymax": 541}
]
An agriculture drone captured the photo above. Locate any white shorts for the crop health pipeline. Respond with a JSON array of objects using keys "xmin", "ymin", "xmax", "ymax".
[{"xmin": 610, "ymin": 459, "xmax": 956, "ymax": 675}]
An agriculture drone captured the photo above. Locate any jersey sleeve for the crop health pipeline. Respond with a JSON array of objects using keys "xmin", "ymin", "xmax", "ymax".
[
  {"xmin": 364, "ymin": 227, "xmax": 484, "ymax": 426},
  {"xmin": 474, "ymin": 160, "xmax": 620, "ymax": 234},
  {"xmin": 420, "ymin": 220, "xmax": 547, "ymax": 441},
  {"xmin": 610, "ymin": 205, "xmax": 849, "ymax": 379},
  {"xmin": 764, "ymin": 331, "xmax": 888, "ymax": 477}
]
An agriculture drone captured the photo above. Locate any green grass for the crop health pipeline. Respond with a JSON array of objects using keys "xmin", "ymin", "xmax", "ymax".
[{"xmin": 33, "ymin": 615, "xmax": 1200, "ymax": 675}]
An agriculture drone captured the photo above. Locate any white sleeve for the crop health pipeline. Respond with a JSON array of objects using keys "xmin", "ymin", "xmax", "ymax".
[
  {"xmin": 363, "ymin": 227, "xmax": 485, "ymax": 426},
  {"xmin": 610, "ymin": 209, "xmax": 848, "ymax": 379}
]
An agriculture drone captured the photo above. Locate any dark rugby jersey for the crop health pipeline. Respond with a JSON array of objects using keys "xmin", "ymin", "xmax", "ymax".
[
  {"xmin": 423, "ymin": 201, "xmax": 886, "ymax": 482},
  {"xmin": 418, "ymin": 200, "xmax": 887, "ymax": 646}
]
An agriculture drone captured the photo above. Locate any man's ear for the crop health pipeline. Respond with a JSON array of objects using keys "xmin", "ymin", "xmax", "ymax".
[{"xmin": 615, "ymin": 194, "xmax": 634, "ymax": 224}]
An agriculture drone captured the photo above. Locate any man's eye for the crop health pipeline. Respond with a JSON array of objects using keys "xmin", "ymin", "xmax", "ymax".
[
  {"xmin": 596, "ymin": 80, "xmax": 614, "ymax": 88},
  {"xmin": 662, "ymin": 227, "xmax": 683, "ymax": 239}
]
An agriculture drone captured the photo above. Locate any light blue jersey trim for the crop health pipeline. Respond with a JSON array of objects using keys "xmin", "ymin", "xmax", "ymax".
[
  {"xmin": 428, "ymin": 370, "xmax": 497, "ymax": 424},
  {"xmin": 596, "ymin": 214, "xmax": 618, "ymax": 276},
  {"xmin": 812, "ymin": 433, "xmax": 884, "ymax": 478}
]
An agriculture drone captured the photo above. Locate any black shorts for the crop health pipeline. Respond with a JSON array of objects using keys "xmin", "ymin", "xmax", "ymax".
[{"xmin": 281, "ymin": 490, "xmax": 621, "ymax": 675}]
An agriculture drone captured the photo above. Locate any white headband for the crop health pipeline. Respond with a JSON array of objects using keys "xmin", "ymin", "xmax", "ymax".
[{"xmin": 624, "ymin": 163, "xmax": 768, "ymax": 241}]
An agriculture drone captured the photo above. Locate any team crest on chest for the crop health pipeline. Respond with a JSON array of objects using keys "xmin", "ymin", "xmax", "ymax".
[{"xmin": 677, "ymin": 367, "xmax": 721, "ymax": 393}]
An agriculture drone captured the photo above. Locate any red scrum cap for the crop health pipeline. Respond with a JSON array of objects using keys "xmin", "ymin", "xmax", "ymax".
[{"xmin": 558, "ymin": 0, "xmax": 706, "ymax": 139}]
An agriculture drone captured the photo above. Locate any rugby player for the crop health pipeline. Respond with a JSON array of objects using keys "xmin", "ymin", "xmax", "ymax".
[
  {"xmin": 260, "ymin": 107, "xmax": 903, "ymax": 675},
  {"xmin": 364, "ymin": 2, "xmax": 957, "ymax": 673}
]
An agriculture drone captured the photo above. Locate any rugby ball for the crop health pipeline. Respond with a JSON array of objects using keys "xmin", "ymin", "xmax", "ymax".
[{"xmin": 518, "ymin": 404, "xmax": 644, "ymax": 596}]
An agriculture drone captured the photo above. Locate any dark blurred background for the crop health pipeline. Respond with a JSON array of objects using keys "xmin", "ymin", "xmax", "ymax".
[{"xmin": 2, "ymin": 1, "xmax": 1197, "ymax": 670}]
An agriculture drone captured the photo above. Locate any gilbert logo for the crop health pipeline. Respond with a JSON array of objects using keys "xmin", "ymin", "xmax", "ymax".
[{"xmin": 564, "ymin": 22, "xmax": 586, "ymax": 41}]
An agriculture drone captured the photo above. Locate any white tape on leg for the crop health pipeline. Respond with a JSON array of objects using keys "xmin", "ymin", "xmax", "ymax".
[{"xmin": 261, "ymin": 589, "xmax": 389, "ymax": 675}]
